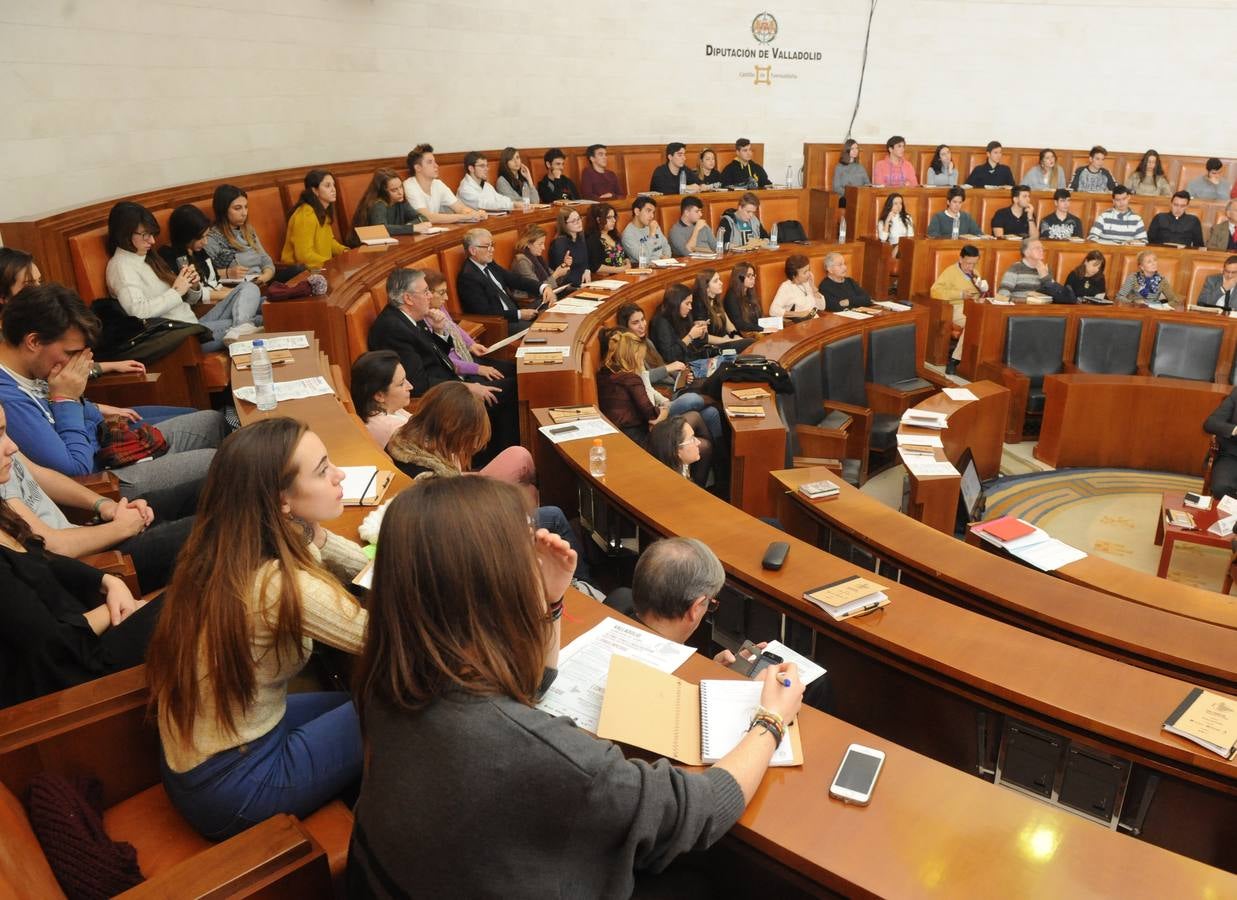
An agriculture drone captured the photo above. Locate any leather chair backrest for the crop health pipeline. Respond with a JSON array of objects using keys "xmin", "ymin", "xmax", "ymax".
[
  {"xmin": 1074, "ymin": 317, "xmax": 1142, "ymax": 374},
  {"xmin": 439, "ymin": 245, "xmax": 467, "ymax": 317},
  {"xmin": 0, "ymin": 783, "xmax": 66, "ymax": 898},
  {"xmin": 1150, "ymin": 322, "xmax": 1223, "ymax": 381},
  {"xmin": 622, "ymin": 151, "xmax": 661, "ymax": 197},
  {"xmin": 492, "ymin": 228, "xmax": 517, "ymax": 269},
  {"xmin": 790, "ymin": 349, "xmax": 823, "ymax": 427},
  {"xmin": 245, "ymin": 186, "xmax": 288, "ymax": 263},
  {"xmin": 866, "ymin": 323, "xmax": 918, "ymax": 385},
  {"xmin": 777, "ymin": 393, "xmax": 799, "ymax": 466},
  {"xmin": 822, "ymin": 334, "xmax": 866, "ymax": 407},
  {"xmin": 1004, "ymin": 316, "xmax": 1066, "ymax": 378},
  {"xmin": 334, "ymin": 172, "xmax": 373, "ymax": 236}
]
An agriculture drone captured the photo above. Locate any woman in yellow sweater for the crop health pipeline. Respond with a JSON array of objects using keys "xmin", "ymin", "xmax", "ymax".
[
  {"xmin": 146, "ymin": 417, "xmax": 368, "ymax": 839},
  {"xmin": 280, "ymin": 169, "xmax": 349, "ymax": 269}
]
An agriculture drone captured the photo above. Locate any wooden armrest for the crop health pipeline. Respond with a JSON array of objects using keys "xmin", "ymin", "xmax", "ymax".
[
  {"xmin": 0, "ymin": 666, "xmax": 158, "ymax": 807},
  {"xmin": 792, "ymin": 456, "xmax": 843, "ymax": 473},
  {"xmin": 460, "ymin": 319, "xmax": 487, "ymax": 340},
  {"xmin": 85, "ymin": 372, "xmax": 165, "ymax": 407},
  {"xmin": 119, "ymin": 814, "xmax": 333, "ymax": 900},
  {"xmin": 1135, "ymin": 363, "xmax": 1152, "ymax": 376},
  {"xmin": 822, "ymin": 399, "xmax": 872, "ymax": 421},
  {"xmin": 918, "ymin": 368, "xmax": 953, "ymax": 389},
  {"xmin": 72, "ymin": 471, "xmax": 120, "ymax": 499},
  {"xmin": 794, "ymin": 425, "xmax": 848, "ymax": 461},
  {"xmin": 82, "ymin": 550, "xmax": 140, "ymax": 596},
  {"xmin": 866, "ymin": 381, "xmax": 933, "ymax": 416}
]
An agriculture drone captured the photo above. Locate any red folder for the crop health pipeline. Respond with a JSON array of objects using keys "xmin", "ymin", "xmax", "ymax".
[{"xmin": 977, "ymin": 516, "xmax": 1035, "ymax": 542}]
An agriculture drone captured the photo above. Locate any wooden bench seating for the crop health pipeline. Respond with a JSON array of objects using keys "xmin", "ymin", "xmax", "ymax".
[{"xmin": 0, "ymin": 667, "xmax": 347, "ymax": 898}]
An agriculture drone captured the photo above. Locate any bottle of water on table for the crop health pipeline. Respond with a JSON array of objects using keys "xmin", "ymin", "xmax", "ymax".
[
  {"xmin": 250, "ymin": 339, "xmax": 277, "ymax": 411},
  {"xmin": 589, "ymin": 438, "xmax": 607, "ymax": 477}
]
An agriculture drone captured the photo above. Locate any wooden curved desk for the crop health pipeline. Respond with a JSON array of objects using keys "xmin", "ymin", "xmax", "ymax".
[
  {"xmin": 534, "ymin": 410, "xmax": 1237, "ymax": 872},
  {"xmin": 565, "ymin": 593, "xmax": 1237, "ymax": 897},
  {"xmin": 1036, "ymin": 374, "xmax": 1230, "ymax": 472}
]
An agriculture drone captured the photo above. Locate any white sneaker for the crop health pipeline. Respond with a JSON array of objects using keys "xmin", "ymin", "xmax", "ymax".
[{"xmin": 223, "ymin": 323, "xmax": 262, "ymax": 344}]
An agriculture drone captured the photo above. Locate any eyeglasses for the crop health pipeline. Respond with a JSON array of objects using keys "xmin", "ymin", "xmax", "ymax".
[
  {"xmin": 706, "ymin": 596, "xmax": 719, "ymax": 613},
  {"xmin": 133, "ymin": 231, "xmax": 156, "ymax": 242},
  {"xmin": 473, "ymin": 243, "xmax": 494, "ymax": 251},
  {"xmin": 677, "ymin": 434, "xmax": 701, "ymax": 447}
]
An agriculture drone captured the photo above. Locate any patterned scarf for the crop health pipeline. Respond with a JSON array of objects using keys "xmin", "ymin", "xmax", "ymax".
[{"xmin": 1134, "ymin": 271, "xmax": 1163, "ymax": 299}]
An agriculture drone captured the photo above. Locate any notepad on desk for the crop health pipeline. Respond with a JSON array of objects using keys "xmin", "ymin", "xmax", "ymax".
[
  {"xmin": 727, "ymin": 405, "xmax": 766, "ymax": 418},
  {"xmin": 596, "ymin": 655, "xmax": 803, "ymax": 766},
  {"xmin": 547, "ymin": 405, "xmax": 599, "ymax": 424},
  {"xmin": 803, "ymin": 576, "xmax": 890, "ymax": 621},
  {"xmin": 338, "ymin": 466, "xmax": 394, "ymax": 506},
  {"xmin": 1163, "ymin": 687, "xmax": 1237, "ymax": 759},
  {"xmin": 231, "ymin": 348, "xmax": 294, "ymax": 369},
  {"xmin": 354, "ymin": 225, "xmax": 398, "ymax": 245},
  {"xmin": 730, "ymin": 387, "xmax": 769, "ymax": 401}
]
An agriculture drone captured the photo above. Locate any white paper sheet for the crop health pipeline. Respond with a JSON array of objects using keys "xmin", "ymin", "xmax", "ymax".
[
  {"xmin": 1219, "ymin": 495, "xmax": 1237, "ymax": 517},
  {"xmin": 536, "ymin": 618, "xmax": 695, "ymax": 731},
  {"xmin": 514, "ymin": 345, "xmax": 569, "ymax": 358},
  {"xmin": 1009, "ymin": 538, "xmax": 1087, "ymax": 571},
  {"xmin": 588, "ymin": 279, "xmax": 629, "ymax": 291},
  {"xmin": 896, "ymin": 432, "xmax": 944, "ymax": 448},
  {"xmin": 474, "ymin": 329, "xmax": 526, "ymax": 355},
  {"xmin": 757, "ymin": 316, "xmax": 784, "ymax": 332},
  {"xmin": 651, "ymin": 258, "xmax": 687, "ymax": 268},
  {"xmin": 900, "ymin": 411, "xmax": 949, "ymax": 429},
  {"xmin": 943, "ymin": 387, "xmax": 978, "ymax": 402},
  {"xmin": 761, "ymin": 640, "xmax": 827, "ymax": 685},
  {"xmin": 875, "ymin": 300, "xmax": 913, "ymax": 312},
  {"xmin": 339, "ymin": 466, "xmax": 381, "ymax": 504},
  {"xmin": 537, "ymin": 418, "xmax": 618, "ymax": 444},
  {"xmin": 900, "ymin": 453, "xmax": 958, "ymax": 477},
  {"xmin": 233, "ymin": 376, "xmax": 334, "ymax": 404},
  {"xmin": 1209, "ymin": 515, "xmax": 1236, "ymax": 537},
  {"xmin": 834, "ymin": 309, "xmax": 869, "ymax": 320},
  {"xmin": 227, "ymin": 334, "xmax": 310, "ymax": 357}
]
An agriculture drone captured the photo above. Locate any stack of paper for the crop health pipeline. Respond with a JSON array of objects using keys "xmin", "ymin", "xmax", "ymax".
[
  {"xmin": 514, "ymin": 345, "xmax": 569, "ymax": 359},
  {"xmin": 537, "ymin": 417, "xmax": 617, "ymax": 444},
  {"xmin": 875, "ymin": 300, "xmax": 913, "ymax": 312},
  {"xmin": 651, "ymin": 258, "xmax": 687, "ymax": 268},
  {"xmin": 943, "ymin": 387, "xmax": 978, "ymax": 402},
  {"xmin": 972, "ymin": 517, "xmax": 1087, "ymax": 571},
  {"xmin": 834, "ymin": 309, "xmax": 870, "ymax": 320},
  {"xmin": 1163, "ymin": 687, "xmax": 1237, "ymax": 759},
  {"xmin": 536, "ymin": 618, "xmax": 694, "ymax": 732},
  {"xmin": 588, "ymin": 279, "xmax": 629, "ymax": 291},
  {"xmin": 551, "ymin": 299, "xmax": 604, "ymax": 316},
  {"xmin": 896, "ymin": 432, "xmax": 943, "ymax": 451},
  {"xmin": 900, "ymin": 452, "xmax": 958, "ymax": 477},
  {"xmin": 900, "ymin": 409, "xmax": 948, "ymax": 429},
  {"xmin": 803, "ymin": 576, "xmax": 890, "ymax": 620}
]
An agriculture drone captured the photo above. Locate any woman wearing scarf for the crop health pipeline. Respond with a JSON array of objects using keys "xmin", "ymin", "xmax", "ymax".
[{"xmin": 1116, "ymin": 251, "xmax": 1179, "ymax": 304}]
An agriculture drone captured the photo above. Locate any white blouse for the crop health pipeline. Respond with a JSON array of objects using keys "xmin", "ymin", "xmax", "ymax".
[
  {"xmin": 769, "ymin": 280, "xmax": 819, "ymax": 317},
  {"xmin": 105, "ymin": 247, "xmax": 201, "ymax": 322},
  {"xmin": 877, "ymin": 216, "xmax": 914, "ymax": 246}
]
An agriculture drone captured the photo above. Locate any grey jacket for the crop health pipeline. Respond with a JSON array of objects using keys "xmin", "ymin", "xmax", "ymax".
[{"xmin": 349, "ymin": 691, "xmax": 745, "ymax": 899}]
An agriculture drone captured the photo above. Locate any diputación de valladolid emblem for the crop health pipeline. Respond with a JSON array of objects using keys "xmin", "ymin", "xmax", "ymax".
[{"xmin": 751, "ymin": 12, "xmax": 778, "ymax": 43}]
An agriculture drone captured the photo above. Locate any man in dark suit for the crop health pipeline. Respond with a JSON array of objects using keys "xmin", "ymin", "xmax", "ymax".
[
  {"xmin": 368, "ymin": 266, "xmax": 518, "ymax": 453},
  {"xmin": 1205, "ymin": 384, "xmax": 1237, "ymax": 501},
  {"xmin": 1197, "ymin": 256, "xmax": 1237, "ymax": 311},
  {"xmin": 457, "ymin": 228, "xmax": 556, "ymax": 335}
]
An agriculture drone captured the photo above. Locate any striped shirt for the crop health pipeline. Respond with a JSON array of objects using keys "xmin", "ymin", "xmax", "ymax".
[
  {"xmin": 998, "ymin": 261, "xmax": 1051, "ymax": 299},
  {"xmin": 1088, "ymin": 208, "xmax": 1147, "ymax": 244}
]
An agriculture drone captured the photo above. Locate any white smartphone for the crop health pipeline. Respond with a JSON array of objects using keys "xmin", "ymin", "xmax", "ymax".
[{"xmin": 828, "ymin": 743, "xmax": 885, "ymax": 805}]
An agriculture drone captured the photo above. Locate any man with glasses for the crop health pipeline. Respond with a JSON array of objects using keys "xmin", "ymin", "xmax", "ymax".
[
  {"xmin": 457, "ymin": 228, "xmax": 556, "ymax": 335},
  {"xmin": 456, "ymin": 151, "xmax": 514, "ymax": 212},
  {"xmin": 668, "ymin": 196, "xmax": 717, "ymax": 256},
  {"xmin": 1197, "ymin": 256, "xmax": 1237, "ymax": 310},
  {"xmin": 368, "ymin": 267, "xmax": 519, "ymax": 450},
  {"xmin": 1206, "ymin": 200, "xmax": 1237, "ymax": 252}
]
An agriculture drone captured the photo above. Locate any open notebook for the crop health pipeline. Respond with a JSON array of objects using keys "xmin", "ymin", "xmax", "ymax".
[{"xmin": 597, "ymin": 656, "xmax": 803, "ymax": 766}]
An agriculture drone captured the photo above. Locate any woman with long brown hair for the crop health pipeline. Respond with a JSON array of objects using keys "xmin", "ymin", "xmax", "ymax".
[
  {"xmin": 350, "ymin": 166, "xmax": 435, "ymax": 242},
  {"xmin": 348, "ymin": 477, "xmax": 804, "ymax": 896},
  {"xmin": 0, "ymin": 402, "xmax": 158, "ymax": 707},
  {"xmin": 279, "ymin": 168, "xmax": 349, "ymax": 268},
  {"xmin": 691, "ymin": 268, "xmax": 751, "ymax": 352},
  {"xmin": 385, "ymin": 382, "xmax": 592, "ymax": 583},
  {"xmin": 146, "ymin": 417, "xmax": 368, "ymax": 840},
  {"xmin": 511, "ymin": 224, "xmax": 569, "ymax": 298}
]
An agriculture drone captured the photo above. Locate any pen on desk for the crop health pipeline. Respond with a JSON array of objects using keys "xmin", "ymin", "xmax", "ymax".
[{"xmin": 844, "ymin": 602, "xmax": 883, "ymax": 619}]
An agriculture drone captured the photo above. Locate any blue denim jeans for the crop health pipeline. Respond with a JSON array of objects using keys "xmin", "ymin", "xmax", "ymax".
[
  {"xmin": 198, "ymin": 281, "xmax": 264, "ymax": 350},
  {"xmin": 134, "ymin": 405, "xmax": 195, "ymax": 426},
  {"xmin": 668, "ymin": 393, "xmax": 723, "ymax": 440},
  {"xmin": 161, "ymin": 691, "xmax": 362, "ymax": 840}
]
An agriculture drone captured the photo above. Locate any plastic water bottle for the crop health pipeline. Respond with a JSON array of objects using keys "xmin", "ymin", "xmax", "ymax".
[
  {"xmin": 769, "ymin": 223, "xmax": 779, "ymax": 248},
  {"xmin": 589, "ymin": 438, "xmax": 607, "ymax": 477},
  {"xmin": 838, "ymin": 217, "xmax": 847, "ymax": 243},
  {"xmin": 250, "ymin": 340, "xmax": 277, "ymax": 411},
  {"xmin": 784, "ymin": 164, "xmax": 794, "ymax": 188}
]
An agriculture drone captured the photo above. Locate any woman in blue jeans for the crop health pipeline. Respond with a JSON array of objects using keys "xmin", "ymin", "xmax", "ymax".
[{"xmin": 146, "ymin": 418, "xmax": 367, "ymax": 839}]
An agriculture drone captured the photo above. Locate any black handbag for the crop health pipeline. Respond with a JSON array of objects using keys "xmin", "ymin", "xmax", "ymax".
[
  {"xmin": 695, "ymin": 355, "xmax": 795, "ymax": 400},
  {"xmin": 90, "ymin": 298, "xmax": 211, "ymax": 363}
]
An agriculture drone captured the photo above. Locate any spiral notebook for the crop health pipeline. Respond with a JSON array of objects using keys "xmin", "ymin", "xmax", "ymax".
[{"xmin": 596, "ymin": 655, "xmax": 803, "ymax": 767}]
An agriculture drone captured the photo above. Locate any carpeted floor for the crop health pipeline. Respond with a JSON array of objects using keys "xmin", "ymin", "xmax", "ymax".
[{"xmin": 981, "ymin": 468, "xmax": 1230, "ymax": 590}]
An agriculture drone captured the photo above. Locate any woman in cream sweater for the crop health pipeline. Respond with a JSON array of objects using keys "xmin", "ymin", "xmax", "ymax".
[{"xmin": 146, "ymin": 418, "xmax": 368, "ymax": 840}]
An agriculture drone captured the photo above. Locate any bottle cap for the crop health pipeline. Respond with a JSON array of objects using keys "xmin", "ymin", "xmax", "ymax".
[
  {"xmin": 592, "ymin": 438, "xmax": 603, "ymax": 446},
  {"xmin": 253, "ymin": 339, "xmax": 265, "ymax": 346}
]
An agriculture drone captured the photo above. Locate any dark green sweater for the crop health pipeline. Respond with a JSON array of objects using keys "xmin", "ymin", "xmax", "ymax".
[{"xmin": 349, "ymin": 690, "xmax": 746, "ymax": 898}]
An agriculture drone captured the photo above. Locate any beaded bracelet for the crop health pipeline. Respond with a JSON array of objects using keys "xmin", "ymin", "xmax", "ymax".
[
  {"xmin": 749, "ymin": 715, "xmax": 785, "ymax": 745},
  {"xmin": 547, "ymin": 597, "xmax": 565, "ymax": 622}
]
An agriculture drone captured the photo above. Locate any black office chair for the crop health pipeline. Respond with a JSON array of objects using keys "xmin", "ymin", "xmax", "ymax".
[
  {"xmin": 777, "ymin": 351, "xmax": 852, "ymax": 481},
  {"xmin": 1143, "ymin": 322, "xmax": 1223, "ymax": 381},
  {"xmin": 865, "ymin": 323, "xmax": 943, "ymax": 416},
  {"xmin": 977, "ymin": 316, "xmax": 1066, "ymax": 442},
  {"xmin": 822, "ymin": 334, "xmax": 899, "ymax": 483},
  {"xmin": 1071, "ymin": 318, "xmax": 1142, "ymax": 375}
]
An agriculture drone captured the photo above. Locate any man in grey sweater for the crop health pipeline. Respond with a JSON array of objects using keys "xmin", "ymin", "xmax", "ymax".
[{"xmin": 998, "ymin": 237, "xmax": 1059, "ymax": 299}]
